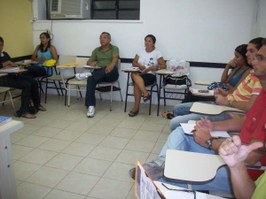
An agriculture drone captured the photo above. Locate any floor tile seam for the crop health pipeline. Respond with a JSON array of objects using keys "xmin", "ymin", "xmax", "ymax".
[
  {"xmin": 37, "ymin": 139, "xmax": 74, "ymax": 153},
  {"xmin": 42, "ymin": 187, "xmax": 87, "ymax": 199},
  {"xmin": 23, "ymin": 165, "xmax": 69, "ymax": 188},
  {"xmin": 13, "ymin": 162, "xmax": 42, "ymax": 182},
  {"xmin": 14, "ymin": 140, "xmax": 53, "ymax": 152},
  {"xmin": 45, "ymin": 150, "xmax": 88, "ymax": 168},
  {"xmin": 125, "ymin": 184, "xmax": 135, "ymax": 199},
  {"xmin": 121, "ymin": 146, "xmax": 155, "ymax": 154},
  {"xmin": 19, "ymin": 147, "xmax": 59, "ymax": 165}
]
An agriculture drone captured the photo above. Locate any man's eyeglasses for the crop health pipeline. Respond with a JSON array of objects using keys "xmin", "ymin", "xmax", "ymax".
[{"xmin": 255, "ymin": 54, "xmax": 266, "ymax": 62}]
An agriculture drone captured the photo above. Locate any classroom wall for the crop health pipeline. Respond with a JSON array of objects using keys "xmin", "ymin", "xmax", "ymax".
[
  {"xmin": 32, "ymin": 0, "xmax": 256, "ymax": 62},
  {"xmin": 0, "ymin": 0, "xmax": 33, "ymax": 57},
  {"xmin": 256, "ymin": 0, "xmax": 266, "ymax": 36},
  {"xmin": 32, "ymin": 0, "xmax": 262, "ymax": 103}
]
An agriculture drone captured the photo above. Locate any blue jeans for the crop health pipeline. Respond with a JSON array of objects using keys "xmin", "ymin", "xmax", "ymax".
[
  {"xmin": 170, "ymin": 102, "xmax": 231, "ymax": 130},
  {"xmin": 159, "ymin": 127, "xmax": 232, "ymax": 193},
  {"xmin": 85, "ymin": 67, "xmax": 119, "ymax": 107}
]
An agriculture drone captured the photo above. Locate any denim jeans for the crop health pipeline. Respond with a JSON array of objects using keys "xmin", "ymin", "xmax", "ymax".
[
  {"xmin": 85, "ymin": 67, "xmax": 119, "ymax": 107},
  {"xmin": 158, "ymin": 127, "xmax": 232, "ymax": 193},
  {"xmin": 170, "ymin": 102, "xmax": 231, "ymax": 130}
]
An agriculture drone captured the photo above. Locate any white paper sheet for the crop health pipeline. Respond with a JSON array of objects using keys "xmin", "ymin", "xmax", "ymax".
[{"xmin": 180, "ymin": 123, "xmax": 230, "ymax": 138}]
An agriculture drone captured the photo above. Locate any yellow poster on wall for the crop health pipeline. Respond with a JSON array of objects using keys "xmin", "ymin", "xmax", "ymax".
[{"xmin": 0, "ymin": 0, "xmax": 33, "ymax": 57}]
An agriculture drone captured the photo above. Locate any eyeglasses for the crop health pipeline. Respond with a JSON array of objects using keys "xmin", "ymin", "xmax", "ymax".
[
  {"xmin": 255, "ymin": 54, "xmax": 266, "ymax": 62},
  {"xmin": 161, "ymin": 183, "xmax": 196, "ymax": 199}
]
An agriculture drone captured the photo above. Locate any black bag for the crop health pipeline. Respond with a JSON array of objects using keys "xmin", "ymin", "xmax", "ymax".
[{"xmin": 164, "ymin": 75, "xmax": 192, "ymax": 87}]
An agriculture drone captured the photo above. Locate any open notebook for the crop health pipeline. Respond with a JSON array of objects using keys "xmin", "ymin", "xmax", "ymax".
[
  {"xmin": 190, "ymin": 102, "xmax": 245, "ymax": 115},
  {"xmin": 135, "ymin": 161, "xmax": 223, "ymax": 199}
]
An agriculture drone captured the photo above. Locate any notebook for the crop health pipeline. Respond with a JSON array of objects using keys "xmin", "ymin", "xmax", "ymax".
[
  {"xmin": 190, "ymin": 102, "xmax": 245, "ymax": 115},
  {"xmin": 135, "ymin": 161, "xmax": 216, "ymax": 199},
  {"xmin": 180, "ymin": 123, "xmax": 230, "ymax": 138},
  {"xmin": 0, "ymin": 116, "xmax": 12, "ymax": 126}
]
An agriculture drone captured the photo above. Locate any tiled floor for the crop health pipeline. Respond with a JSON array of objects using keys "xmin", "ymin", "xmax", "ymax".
[{"xmin": 1, "ymin": 95, "xmax": 172, "ymax": 199}]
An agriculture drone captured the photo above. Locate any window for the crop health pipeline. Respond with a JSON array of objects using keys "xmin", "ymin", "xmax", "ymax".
[
  {"xmin": 91, "ymin": 0, "xmax": 140, "ymax": 20},
  {"xmin": 46, "ymin": 0, "xmax": 140, "ymax": 20}
]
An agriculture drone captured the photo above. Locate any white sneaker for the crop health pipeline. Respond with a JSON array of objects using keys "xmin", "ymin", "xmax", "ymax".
[
  {"xmin": 87, "ymin": 106, "xmax": 95, "ymax": 118},
  {"xmin": 75, "ymin": 72, "xmax": 92, "ymax": 80}
]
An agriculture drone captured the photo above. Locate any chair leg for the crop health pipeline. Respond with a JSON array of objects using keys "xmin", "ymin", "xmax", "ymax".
[
  {"xmin": 8, "ymin": 90, "xmax": 16, "ymax": 112},
  {"xmin": 163, "ymin": 88, "xmax": 166, "ymax": 106},
  {"xmin": 156, "ymin": 85, "xmax": 160, "ymax": 116},
  {"xmin": 124, "ymin": 73, "xmax": 130, "ymax": 112},
  {"xmin": 68, "ymin": 85, "xmax": 71, "ymax": 107},
  {"xmin": 45, "ymin": 79, "xmax": 48, "ymax": 104},
  {"xmin": 117, "ymin": 81, "xmax": 123, "ymax": 102},
  {"xmin": 53, "ymin": 80, "xmax": 61, "ymax": 96},
  {"xmin": 2, "ymin": 91, "xmax": 8, "ymax": 106},
  {"xmin": 110, "ymin": 84, "xmax": 113, "ymax": 111},
  {"xmin": 59, "ymin": 82, "xmax": 64, "ymax": 96},
  {"xmin": 64, "ymin": 86, "xmax": 67, "ymax": 106}
]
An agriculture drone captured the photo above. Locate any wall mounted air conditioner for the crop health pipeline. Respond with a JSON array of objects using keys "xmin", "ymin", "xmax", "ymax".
[{"xmin": 48, "ymin": 0, "xmax": 91, "ymax": 19}]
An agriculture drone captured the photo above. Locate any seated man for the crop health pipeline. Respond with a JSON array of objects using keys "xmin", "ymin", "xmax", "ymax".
[
  {"xmin": 85, "ymin": 32, "xmax": 119, "ymax": 118},
  {"xmin": 169, "ymin": 37, "xmax": 263, "ymax": 131},
  {"xmin": 219, "ymin": 135, "xmax": 266, "ymax": 199},
  {"xmin": 0, "ymin": 36, "xmax": 46, "ymax": 119},
  {"xmin": 129, "ymin": 38, "xmax": 266, "ymax": 193}
]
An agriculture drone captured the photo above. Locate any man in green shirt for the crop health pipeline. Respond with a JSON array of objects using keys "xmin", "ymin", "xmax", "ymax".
[{"xmin": 85, "ymin": 32, "xmax": 119, "ymax": 117}]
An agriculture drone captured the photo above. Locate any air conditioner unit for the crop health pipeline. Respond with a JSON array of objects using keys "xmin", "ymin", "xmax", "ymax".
[{"xmin": 49, "ymin": 0, "xmax": 91, "ymax": 19}]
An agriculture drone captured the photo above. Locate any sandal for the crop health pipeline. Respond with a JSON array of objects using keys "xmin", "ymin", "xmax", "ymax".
[
  {"xmin": 143, "ymin": 94, "xmax": 150, "ymax": 102},
  {"xmin": 128, "ymin": 110, "xmax": 139, "ymax": 117},
  {"xmin": 38, "ymin": 104, "xmax": 47, "ymax": 111},
  {"xmin": 161, "ymin": 111, "xmax": 174, "ymax": 119},
  {"xmin": 21, "ymin": 113, "xmax": 37, "ymax": 119}
]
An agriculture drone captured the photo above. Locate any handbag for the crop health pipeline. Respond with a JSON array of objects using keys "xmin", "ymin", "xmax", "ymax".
[{"xmin": 164, "ymin": 75, "xmax": 192, "ymax": 87}]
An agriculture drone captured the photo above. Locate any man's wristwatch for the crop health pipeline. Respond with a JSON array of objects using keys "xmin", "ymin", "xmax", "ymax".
[{"xmin": 205, "ymin": 138, "xmax": 216, "ymax": 150}]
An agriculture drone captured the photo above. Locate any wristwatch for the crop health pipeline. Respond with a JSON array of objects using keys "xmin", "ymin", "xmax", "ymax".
[{"xmin": 205, "ymin": 138, "xmax": 216, "ymax": 150}]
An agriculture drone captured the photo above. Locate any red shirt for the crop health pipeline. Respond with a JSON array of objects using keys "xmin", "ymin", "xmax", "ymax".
[{"xmin": 240, "ymin": 91, "xmax": 266, "ymax": 180}]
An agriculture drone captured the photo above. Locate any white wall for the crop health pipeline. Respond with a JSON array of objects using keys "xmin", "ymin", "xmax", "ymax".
[
  {"xmin": 32, "ymin": 0, "xmax": 260, "ymax": 103},
  {"xmin": 256, "ymin": 0, "xmax": 266, "ymax": 36}
]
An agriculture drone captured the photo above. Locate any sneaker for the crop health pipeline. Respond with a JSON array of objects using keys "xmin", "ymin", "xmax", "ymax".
[
  {"xmin": 75, "ymin": 72, "xmax": 92, "ymax": 80},
  {"xmin": 129, "ymin": 158, "xmax": 165, "ymax": 181},
  {"xmin": 87, "ymin": 106, "xmax": 95, "ymax": 118}
]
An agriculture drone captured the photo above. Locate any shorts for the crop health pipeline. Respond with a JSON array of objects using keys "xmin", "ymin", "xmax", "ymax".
[{"xmin": 141, "ymin": 73, "xmax": 156, "ymax": 86}]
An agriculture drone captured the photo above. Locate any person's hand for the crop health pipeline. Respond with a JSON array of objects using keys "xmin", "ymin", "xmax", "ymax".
[
  {"xmin": 148, "ymin": 66, "xmax": 157, "ymax": 71},
  {"xmin": 140, "ymin": 68, "xmax": 149, "ymax": 75},
  {"xmin": 2, "ymin": 61, "xmax": 16, "ymax": 68},
  {"xmin": 215, "ymin": 94, "xmax": 228, "ymax": 105},
  {"xmin": 105, "ymin": 64, "xmax": 114, "ymax": 73},
  {"xmin": 38, "ymin": 56, "xmax": 45, "ymax": 62},
  {"xmin": 193, "ymin": 126, "xmax": 212, "ymax": 147},
  {"xmin": 228, "ymin": 59, "xmax": 237, "ymax": 68},
  {"xmin": 89, "ymin": 61, "xmax": 97, "ymax": 67},
  {"xmin": 219, "ymin": 136, "xmax": 263, "ymax": 168},
  {"xmin": 214, "ymin": 88, "xmax": 228, "ymax": 96},
  {"xmin": 196, "ymin": 117, "xmax": 214, "ymax": 130}
]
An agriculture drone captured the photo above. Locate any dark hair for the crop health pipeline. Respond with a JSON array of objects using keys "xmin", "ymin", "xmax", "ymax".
[
  {"xmin": 101, "ymin": 32, "xmax": 111, "ymax": 40},
  {"xmin": 0, "ymin": 36, "xmax": 4, "ymax": 44},
  {"xmin": 249, "ymin": 37, "xmax": 264, "ymax": 50},
  {"xmin": 262, "ymin": 38, "xmax": 266, "ymax": 46},
  {"xmin": 235, "ymin": 44, "xmax": 248, "ymax": 63},
  {"xmin": 145, "ymin": 34, "xmax": 156, "ymax": 44},
  {"xmin": 38, "ymin": 32, "xmax": 51, "ymax": 52}
]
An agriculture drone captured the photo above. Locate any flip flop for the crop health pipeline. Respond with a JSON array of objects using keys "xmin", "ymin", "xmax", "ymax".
[
  {"xmin": 128, "ymin": 110, "xmax": 139, "ymax": 117},
  {"xmin": 161, "ymin": 111, "xmax": 174, "ymax": 119}
]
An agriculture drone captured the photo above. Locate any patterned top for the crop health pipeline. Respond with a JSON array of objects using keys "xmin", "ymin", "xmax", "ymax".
[{"xmin": 227, "ymin": 71, "xmax": 262, "ymax": 102}]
